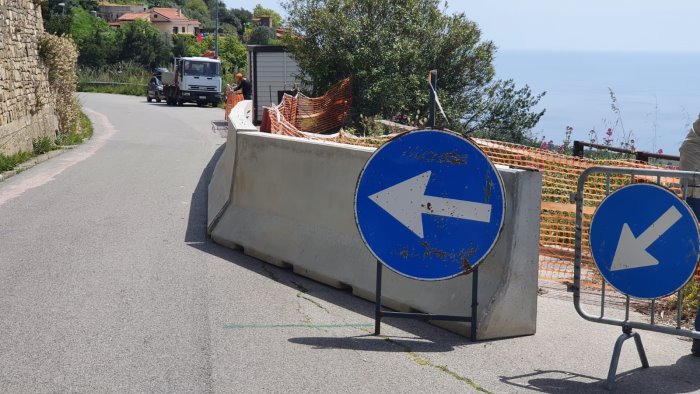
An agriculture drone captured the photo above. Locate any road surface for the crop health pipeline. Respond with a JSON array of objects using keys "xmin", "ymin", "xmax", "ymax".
[{"xmin": 1, "ymin": 93, "xmax": 700, "ymax": 393}]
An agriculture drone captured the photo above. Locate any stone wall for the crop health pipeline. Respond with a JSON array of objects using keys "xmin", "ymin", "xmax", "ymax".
[{"xmin": 0, "ymin": 0, "xmax": 58, "ymax": 156}]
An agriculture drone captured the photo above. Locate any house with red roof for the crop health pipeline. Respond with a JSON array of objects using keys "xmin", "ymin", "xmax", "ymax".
[{"xmin": 110, "ymin": 7, "xmax": 200, "ymax": 35}]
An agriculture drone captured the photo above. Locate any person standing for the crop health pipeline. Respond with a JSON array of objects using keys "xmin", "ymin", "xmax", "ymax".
[
  {"xmin": 233, "ymin": 73, "xmax": 252, "ymax": 100},
  {"xmin": 679, "ymin": 114, "xmax": 700, "ymax": 356}
]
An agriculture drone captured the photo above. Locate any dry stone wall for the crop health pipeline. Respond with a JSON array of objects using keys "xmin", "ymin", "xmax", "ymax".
[{"xmin": 0, "ymin": 0, "xmax": 58, "ymax": 156}]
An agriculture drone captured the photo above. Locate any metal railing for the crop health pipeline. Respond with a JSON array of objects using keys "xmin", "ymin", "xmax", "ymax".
[
  {"xmin": 572, "ymin": 141, "xmax": 679, "ymax": 163},
  {"xmin": 573, "ymin": 166, "xmax": 700, "ymax": 389},
  {"xmin": 78, "ymin": 81, "xmax": 147, "ymax": 87}
]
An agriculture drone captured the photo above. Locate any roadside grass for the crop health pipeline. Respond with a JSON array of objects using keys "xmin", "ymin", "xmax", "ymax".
[
  {"xmin": 79, "ymin": 82, "xmax": 146, "ymax": 96},
  {"xmin": 0, "ymin": 151, "xmax": 34, "ymax": 172},
  {"xmin": 0, "ymin": 109, "xmax": 93, "ymax": 174},
  {"xmin": 77, "ymin": 61, "xmax": 150, "ymax": 97},
  {"xmin": 57, "ymin": 109, "xmax": 93, "ymax": 146}
]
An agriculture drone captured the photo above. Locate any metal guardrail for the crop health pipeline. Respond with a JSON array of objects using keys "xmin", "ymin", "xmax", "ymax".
[
  {"xmin": 573, "ymin": 166, "xmax": 700, "ymax": 389},
  {"xmin": 78, "ymin": 81, "xmax": 147, "ymax": 87},
  {"xmin": 572, "ymin": 141, "xmax": 680, "ymax": 163}
]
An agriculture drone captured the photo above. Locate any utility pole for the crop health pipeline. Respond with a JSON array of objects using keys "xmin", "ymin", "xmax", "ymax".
[{"xmin": 215, "ymin": 0, "xmax": 219, "ymax": 57}]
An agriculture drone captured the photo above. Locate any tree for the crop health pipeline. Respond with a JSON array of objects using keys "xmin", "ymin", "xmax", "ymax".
[
  {"xmin": 232, "ymin": 8, "xmax": 252, "ymax": 30},
  {"xmin": 219, "ymin": 33, "xmax": 247, "ymax": 73},
  {"xmin": 44, "ymin": 14, "xmax": 72, "ymax": 36},
  {"xmin": 248, "ymin": 25, "xmax": 275, "ymax": 45},
  {"xmin": 217, "ymin": 5, "xmax": 243, "ymax": 36},
  {"xmin": 116, "ymin": 20, "xmax": 172, "ymax": 68},
  {"xmin": 185, "ymin": 0, "xmax": 209, "ymax": 15},
  {"xmin": 70, "ymin": 7, "xmax": 117, "ymax": 67},
  {"xmin": 253, "ymin": 4, "xmax": 282, "ymax": 28},
  {"xmin": 282, "ymin": 0, "xmax": 545, "ymax": 143},
  {"xmin": 172, "ymin": 34, "xmax": 199, "ymax": 57}
]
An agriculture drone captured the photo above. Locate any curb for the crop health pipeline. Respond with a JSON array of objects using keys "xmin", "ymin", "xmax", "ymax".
[{"xmin": 0, "ymin": 146, "xmax": 76, "ymax": 182}]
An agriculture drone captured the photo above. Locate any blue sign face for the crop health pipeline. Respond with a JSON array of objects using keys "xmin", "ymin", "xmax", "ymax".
[
  {"xmin": 589, "ymin": 183, "xmax": 700, "ymax": 299},
  {"xmin": 354, "ymin": 130, "xmax": 505, "ymax": 281}
]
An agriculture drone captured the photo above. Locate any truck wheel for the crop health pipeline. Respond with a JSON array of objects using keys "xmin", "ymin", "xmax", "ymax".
[
  {"xmin": 147, "ymin": 96, "xmax": 152, "ymax": 103},
  {"xmin": 177, "ymin": 99, "xmax": 184, "ymax": 106},
  {"xmin": 211, "ymin": 100, "xmax": 220, "ymax": 107},
  {"xmin": 196, "ymin": 101, "xmax": 204, "ymax": 107}
]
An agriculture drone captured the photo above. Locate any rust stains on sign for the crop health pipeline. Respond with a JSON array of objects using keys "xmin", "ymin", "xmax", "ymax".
[
  {"xmin": 402, "ymin": 148, "xmax": 468, "ymax": 166},
  {"xmin": 484, "ymin": 176, "xmax": 493, "ymax": 202}
]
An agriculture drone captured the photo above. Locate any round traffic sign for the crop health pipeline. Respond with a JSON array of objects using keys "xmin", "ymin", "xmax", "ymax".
[
  {"xmin": 589, "ymin": 183, "xmax": 700, "ymax": 299},
  {"xmin": 354, "ymin": 129, "xmax": 506, "ymax": 280}
]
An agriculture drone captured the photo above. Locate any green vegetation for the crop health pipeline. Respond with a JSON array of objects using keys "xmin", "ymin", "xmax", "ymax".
[
  {"xmin": 683, "ymin": 281, "xmax": 700, "ymax": 318},
  {"xmin": 42, "ymin": 0, "xmax": 282, "ymax": 74},
  {"xmin": 0, "ymin": 109, "xmax": 93, "ymax": 174},
  {"xmin": 253, "ymin": 4, "xmax": 283, "ymax": 27},
  {"xmin": 0, "ymin": 151, "xmax": 34, "ymax": 173},
  {"xmin": 58, "ymin": 109, "xmax": 94, "ymax": 145},
  {"xmin": 44, "ymin": 2, "xmax": 274, "ymax": 96},
  {"xmin": 282, "ymin": 0, "xmax": 545, "ymax": 144},
  {"xmin": 39, "ymin": 32, "xmax": 80, "ymax": 135},
  {"xmin": 78, "ymin": 61, "xmax": 152, "ymax": 96},
  {"xmin": 32, "ymin": 136, "xmax": 55, "ymax": 155}
]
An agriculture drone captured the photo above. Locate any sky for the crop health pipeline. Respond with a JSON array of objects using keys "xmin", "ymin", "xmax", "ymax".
[{"xmin": 224, "ymin": 0, "xmax": 700, "ymax": 53}]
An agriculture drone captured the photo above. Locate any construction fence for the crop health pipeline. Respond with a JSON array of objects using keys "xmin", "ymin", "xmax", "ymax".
[{"xmin": 257, "ymin": 78, "xmax": 683, "ymax": 289}]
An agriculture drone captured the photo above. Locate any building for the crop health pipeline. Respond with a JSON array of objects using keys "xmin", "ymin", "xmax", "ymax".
[
  {"xmin": 110, "ymin": 7, "xmax": 200, "ymax": 35},
  {"xmin": 251, "ymin": 15, "xmax": 272, "ymax": 28},
  {"xmin": 247, "ymin": 45, "xmax": 301, "ymax": 124},
  {"xmin": 97, "ymin": 4, "xmax": 147, "ymax": 23}
]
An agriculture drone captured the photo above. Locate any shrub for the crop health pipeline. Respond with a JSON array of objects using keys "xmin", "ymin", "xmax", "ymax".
[
  {"xmin": 76, "ymin": 61, "xmax": 150, "ymax": 96},
  {"xmin": 0, "ymin": 151, "xmax": 33, "ymax": 172},
  {"xmin": 39, "ymin": 33, "xmax": 80, "ymax": 136},
  {"xmin": 32, "ymin": 136, "xmax": 55, "ymax": 155}
]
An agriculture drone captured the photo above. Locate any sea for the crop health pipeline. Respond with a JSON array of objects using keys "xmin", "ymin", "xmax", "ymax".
[{"xmin": 493, "ymin": 50, "xmax": 700, "ymax": 155}]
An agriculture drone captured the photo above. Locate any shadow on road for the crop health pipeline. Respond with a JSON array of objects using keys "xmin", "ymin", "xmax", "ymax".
[
  {"xmin": 498, "ymin": 355, "xmax": 700, "ymax": 393},
  {"xmin": 288, "ymin": 335, "xmax": 455, "ymax": 353},
  {"xmin": 184, "ymin": 143, "xmax": 224, "ymax": 243},
  {"xmin": 183, "ymin": 147, "xmax": 473, "ymax": 350}
]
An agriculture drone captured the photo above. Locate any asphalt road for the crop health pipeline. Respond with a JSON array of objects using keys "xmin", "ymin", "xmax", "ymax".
[{"xmin": 2, "ymin": 93, "xmax": 700, "ymax": 393}]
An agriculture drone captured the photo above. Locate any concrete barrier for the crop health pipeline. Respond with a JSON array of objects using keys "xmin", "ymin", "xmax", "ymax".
[
  {"xmin": 207, "ymin": 120, "xmax": 542, "ymax": 340},
  {"xmin": 207, "ymin": 100, "xmax": 255, "ymax": 231}
]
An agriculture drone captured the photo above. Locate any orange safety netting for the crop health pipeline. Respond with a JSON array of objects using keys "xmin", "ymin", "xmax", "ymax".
[
  {"xmin": 474, "ymin": 139, "xmax": 681, "ymax": 288},
  {"xmin": 261, "ymin": 79, "xmax": 686, "ymax": 288},
  {"xmin": 224, "ymin": 89, "xmax": 244, "ymax": 121},
  {"xmin": 264, "ymin": 78, "xmax": 352, "ymax": 136}
]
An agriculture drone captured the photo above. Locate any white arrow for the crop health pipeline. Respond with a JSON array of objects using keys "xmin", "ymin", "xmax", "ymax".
[
  {"xmin": 368, "ymin": 171, "xmax": 492, "ymax": 238},
  {"xmin": 610, "ymin": 205, "xmax": 682, "ymax": 271}
]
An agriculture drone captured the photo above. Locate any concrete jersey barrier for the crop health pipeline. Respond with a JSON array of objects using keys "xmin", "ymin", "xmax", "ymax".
[
  {"xmin": 207, "ymin": 100, "xmax": 255, "ymax": 230},
  {"xmin": 207, "ymin": 108, "xmax": 542, "ymax": 339}
]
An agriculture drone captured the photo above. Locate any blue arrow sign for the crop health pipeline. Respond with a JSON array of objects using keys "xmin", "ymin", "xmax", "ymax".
[
  {"xmin": 589, "ymin": 183, "xmax": 700, "ymax": 299},
  {"xmin": 354, "ymin": 129, "xmax": 505, "ymax": 280}
]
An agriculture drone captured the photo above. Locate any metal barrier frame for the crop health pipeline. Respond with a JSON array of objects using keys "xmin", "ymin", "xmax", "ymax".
[{"xmin": 573, "ymin": 166, "xmax": 700, "ymax": 389}]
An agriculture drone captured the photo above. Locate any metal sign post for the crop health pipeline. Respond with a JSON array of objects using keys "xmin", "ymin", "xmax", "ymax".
[
  {"xmin": 373, "ymin": 260, "xmax": 479, "ymax": 339},
  {"xmin": 355, "ymin": 129, "xmax": 506, "ymax": 341},
  {"xmin": 428, "ymin": 70, "xmax": 437, "ymax": 128},
  {"xmin": 573, "ymin": 166, "xmax": 700, "ymax": 389}
]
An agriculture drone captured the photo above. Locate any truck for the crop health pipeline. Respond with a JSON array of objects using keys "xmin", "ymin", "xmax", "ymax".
[{"xmin": 161, "ymin": 57, "xmax": 222, "ymax": 107}]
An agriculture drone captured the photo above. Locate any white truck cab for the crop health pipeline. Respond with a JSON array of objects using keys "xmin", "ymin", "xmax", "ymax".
[{"xmin": 163, "ymin": 57, "xmax": 223, "ymax": 107}]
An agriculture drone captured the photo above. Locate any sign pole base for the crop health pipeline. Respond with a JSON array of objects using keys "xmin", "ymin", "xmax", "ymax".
[
  {"xmin": 606, "ymin": 324, "xmax": 649, "ymax": 390},
  {"xmin": 374, "ymin": 259, "xmax": 383, "ymax": 335},
  {"xmin": 373, "ymin": 260, "xmax": 479, "ymax": 342}
]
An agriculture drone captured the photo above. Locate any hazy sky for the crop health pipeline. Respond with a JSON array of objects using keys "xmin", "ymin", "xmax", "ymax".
[{"xmin": 226, "ymin": 0, "xmax": 700, "ymax": 52}]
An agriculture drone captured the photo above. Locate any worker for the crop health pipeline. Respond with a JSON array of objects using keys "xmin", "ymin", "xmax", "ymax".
[
  {"xmin": 679, "ymin": 114, "xmax": 700, "ymax": 356},
  {"xmin": 233, "ymin": 73, "xmax": 252, "ymax": 100}
]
